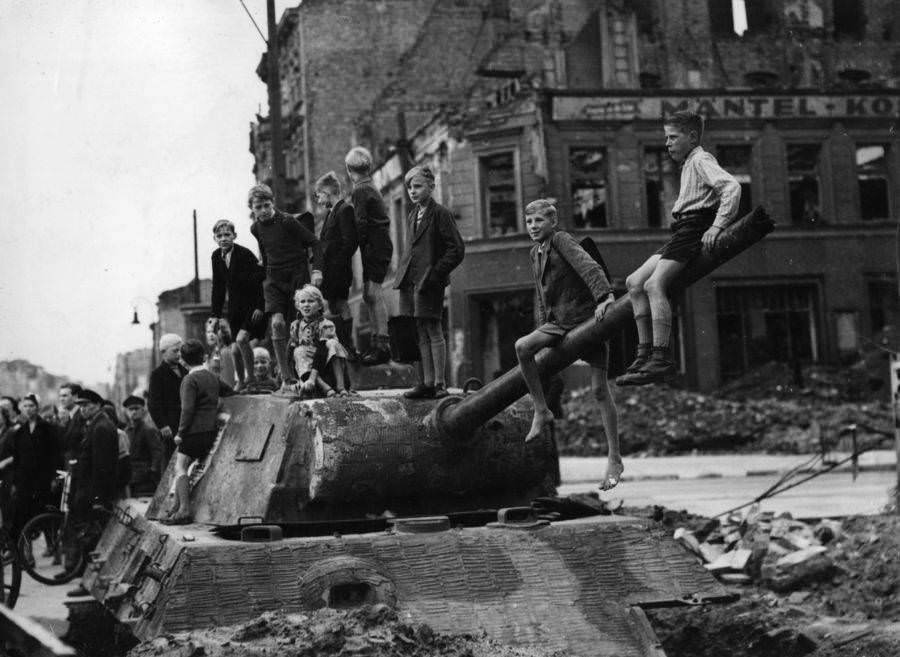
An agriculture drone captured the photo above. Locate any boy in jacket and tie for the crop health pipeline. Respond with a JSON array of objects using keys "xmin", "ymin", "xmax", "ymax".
[
  {"xmin": 515, "ymin": 199, "xmax": 623, "ymax": 490},
  {"xmin": 395, "ymin": 165, "xmax": 465, "ymax": 399}
]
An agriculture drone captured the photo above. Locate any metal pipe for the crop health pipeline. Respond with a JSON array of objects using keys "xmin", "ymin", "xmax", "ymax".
[{"xmin": 431, "ymin": 206, "xmax": 775, "ymax": 440}]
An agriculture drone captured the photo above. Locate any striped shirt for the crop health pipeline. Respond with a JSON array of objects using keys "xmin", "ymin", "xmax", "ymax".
[{"xmin": 671, "ymin": 146, "xmax": 741, "ymax": 228}]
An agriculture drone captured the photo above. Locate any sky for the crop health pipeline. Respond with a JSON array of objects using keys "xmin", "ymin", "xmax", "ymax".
[{"xmin": 0, "ymin": 0, "xmax": 294, "ymax": 386}]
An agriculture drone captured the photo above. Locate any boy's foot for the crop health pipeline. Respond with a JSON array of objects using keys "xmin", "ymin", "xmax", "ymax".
[
  {"xmin": 404, "ymin": 384, "xmax": 435, "ymax": 399},
  {"xmin": 624, "ymin": 354, "xmax": 676, "ymax": 386},
  {"xmin": 615, "ymin": 346, "xmax": 651, "ymax": 386},
  {"xmin": 161, "ymin": 515, "xmax": 192, "ymax": 526},
  {"xmin": 599, "ymin": 457, "xmax": 625, "ymax": 491},
  {"xmin": 525, "ymin": 409, "xmax": 554, "ymax": 442},
  {"xmin": 433, "ymin": 384, "xmax": 449, "ymax": 399}
]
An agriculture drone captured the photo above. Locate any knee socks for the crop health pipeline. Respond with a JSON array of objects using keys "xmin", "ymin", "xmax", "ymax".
[
  {"xmin": 416, "ymin": 319, "xmax": 446, "ymax": 387},
  {"xmin": 648, "ymin": 297, "xmax": 672, "ymax": 349}
]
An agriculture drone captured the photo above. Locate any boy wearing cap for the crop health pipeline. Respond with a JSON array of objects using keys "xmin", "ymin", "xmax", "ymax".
[
  {"xmin": 148, "ymin": 334, "xmax": 187, "ymax": 460},
  {"xmin": 209, "ymin": 219, "xmax": 266, "ymax": 390},
  {"xmin": 345, "ymin": 147, "xmax": 393, "ymax": 365},
  {"xmin": 123, "ymin": 395, "xmax": 164, "ymax": 497},
  {"xmin": 248, "ymin": 183, "xmax": 319, "ymax": 392}
]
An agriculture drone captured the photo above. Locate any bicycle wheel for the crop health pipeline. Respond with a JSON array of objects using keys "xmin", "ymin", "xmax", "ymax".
[
  {"xmin": 0, "ymin": 527, "xmax": 21, "ymax": 608},
  {"xmin": 17, "ymin": 512, "xmax": 83, "ymax": 586}
]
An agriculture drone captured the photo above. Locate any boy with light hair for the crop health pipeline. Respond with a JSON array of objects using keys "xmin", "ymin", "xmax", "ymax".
[{"xmin": 345, "ymin": 147, "xmax": 393, "ymax": 365}]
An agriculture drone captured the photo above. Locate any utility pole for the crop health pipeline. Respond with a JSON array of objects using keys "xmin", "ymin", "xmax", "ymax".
[
  {"xmin": 193, "ymin": 209, "xmax": 200, "ymax": 303},
  {"xmin": 267, "ymin": 0, "xmax": 286, "ymax": 205}
]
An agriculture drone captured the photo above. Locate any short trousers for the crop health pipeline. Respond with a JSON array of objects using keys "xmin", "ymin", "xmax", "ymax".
[
  {"xmin": 398, "ymin": 285, "xmax": 444, "ymax": 320},
  {"xmin": 361, "ymin": 234, "xmax": 393, "ymax": 284},
  {"xmin": 178, "ymin": 430, "xmax": 217, "ymax": 461},
  {"xmin": 655, "ymin": 210, "xmax": 717, "ymax": 262},
  {"xmin": 263, "ymin": 267, "xmax": 304, "ymax": 316},
  {"xmin": 228, "ymin": 310, "xmax": 266, "ymax": 341},
  {"xmin": 536, "ymin": 323, "xmax": 609, "ymax": 369}
]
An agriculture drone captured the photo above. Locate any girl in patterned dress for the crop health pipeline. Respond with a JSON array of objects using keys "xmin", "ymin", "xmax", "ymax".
[{"xmin": 289, "ymin": 285, "xmax": 353, "ymax": 397}]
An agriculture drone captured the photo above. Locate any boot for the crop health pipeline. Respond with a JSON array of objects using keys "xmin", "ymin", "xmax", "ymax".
[
  {"xmin": 615, "ymin": 343, "xmax": 652, "ymax": 386},
  {"xmin": 362, "ymin": 334, "xmax": 391, "ymax": 366},
  {"xmin": 162, "ymin": 475, "xmax": 192, "ymax": 525},
  {"xmin": 620, "ymin": 347, "xmax": 676, "ymax": 386}
]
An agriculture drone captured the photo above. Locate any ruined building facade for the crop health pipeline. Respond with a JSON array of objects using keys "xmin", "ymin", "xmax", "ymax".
[{"xmin": 252, "ymin": 0, "xmax": 900, "ymax": 392}]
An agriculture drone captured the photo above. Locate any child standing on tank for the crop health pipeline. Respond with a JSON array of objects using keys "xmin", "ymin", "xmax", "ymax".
[
  {"xmin": 248, "ymin": 183, "xmax": 318, "ymax": 393},
  {"xmin": 345, "ymin": 147, "xmax": 394, "ymax": 365},
  {"xmin": 515, "ymin": 199, "xmax": 623, "ymax": 490},
  {"xmin": 616, "ymin": 110, "xmax": 740, "ymax": 386},
  {"xmin": 395, "ymin": 165, "xmax": 465, "ymax": 399}
]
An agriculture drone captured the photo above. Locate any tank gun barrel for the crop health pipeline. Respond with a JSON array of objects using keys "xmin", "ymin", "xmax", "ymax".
[{"xmin": 431, "ymin": 206, "xmax": 775, "ymax": 440}]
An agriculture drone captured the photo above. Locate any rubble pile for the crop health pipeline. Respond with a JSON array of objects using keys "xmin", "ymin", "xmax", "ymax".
[
  {"xmin": 556, "ymin": 373, "xmax": 892, "ymax": 456},
  {"xmin": 671, "ymin": 507, "xmax": 842, "ymax": 591},
  {"xmin": 651, "ymin": 512, "xmax": 900, "ymax": 657},
  {"xmin": 127, "ymin": 605, "xmax": 563, "ymax": 657}
]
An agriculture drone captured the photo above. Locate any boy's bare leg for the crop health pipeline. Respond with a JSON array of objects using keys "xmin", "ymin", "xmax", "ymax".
[
  {"xmin": 331, "ymin": 358, "xmax": 348, "ymax": 394},
  {"xmin": 235, "ymin": 330, "xmax": 255, "ymax": 387},
  {"xmin": 592, "ymin": 367, "xmax": 623, "ymax": 490},
  {"xmin": 270, "ymin": 313, "xmax": 292, "ymax": 391},
  {"xmin": 515, "ymin": 330, "xmax": 559, "ymax": 442}
]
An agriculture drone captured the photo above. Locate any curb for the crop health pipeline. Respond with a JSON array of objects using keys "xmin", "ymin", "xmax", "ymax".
[{"xmin": 565, "ymin": 463, "xmax": 896, "ymax": 484}]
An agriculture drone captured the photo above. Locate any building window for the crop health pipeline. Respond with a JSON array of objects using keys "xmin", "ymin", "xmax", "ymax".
[
  {"xmin": 570, "ymin": 147, "xmax": 608, "ymax": 228},
  {"xmin": 857, "ymin": 144, "xmax": 890, "ymax": 221},
  {"xmin": 716, "ymin": 283, "xmax": 819, "ymax": 382},
  {"xmin": 833, "ymin": 0, "xmax": 864, "ymax": 40},
  {"xmin": 867, "ymin": 275, "xmax": 900, "ymax": 334},
  {"xmin": 715, "ymin": 144, "xmax": 753, "ymax": 218},
  {"xmin": 475, "ymin": 290, "xmax": 534, "ymax": 380},
  {"xmin": 480, "ymin": 151, "xmax": 519, "ymax": 236},
  {"xmin": 787, "ymin": 143, "xmax": 822, "ymax": 225},
  {"xmin": 643, "ymin": 147, "xmax": 679, "ymax": 228},
  {"xmin": 745, "ymin": 0, "xmax": 777, "ymax": 33},
  {"xmin": 709, "ymin": 0, "xmax": 736, "ymax": 36}
]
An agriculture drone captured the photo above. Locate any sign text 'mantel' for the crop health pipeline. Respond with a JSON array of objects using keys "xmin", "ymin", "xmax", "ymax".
[{"xmin": 552, "ymin": 94, "xmax": 900, "ymax": 122}]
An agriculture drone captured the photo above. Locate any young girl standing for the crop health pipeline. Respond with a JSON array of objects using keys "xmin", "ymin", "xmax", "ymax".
[
  {"xmin": 394, "ymin": 165, "xmax": 465, "ymax": 399},
  {"xmin": 289, "ymin": 285, "xmax": 352, "ymax": 397}
]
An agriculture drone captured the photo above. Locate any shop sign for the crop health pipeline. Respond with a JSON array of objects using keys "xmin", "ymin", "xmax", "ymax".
[{"xmin": 552, "ymin": 94, "xmax": 900, "ymax": 122}]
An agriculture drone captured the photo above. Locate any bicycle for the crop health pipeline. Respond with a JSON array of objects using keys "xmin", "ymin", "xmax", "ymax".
[
  {"xmin": 0, "ymin": 524, "xmax": 21, "ymax": 608},
  {"xmin": 16, "ymin": 464, "xmax": 109, "ymax": 586}
]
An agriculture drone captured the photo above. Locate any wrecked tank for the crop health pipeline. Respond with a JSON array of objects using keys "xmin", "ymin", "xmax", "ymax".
[{"xmin": 81, "ymin": 208, "xmax": 773, "ymax": 656}]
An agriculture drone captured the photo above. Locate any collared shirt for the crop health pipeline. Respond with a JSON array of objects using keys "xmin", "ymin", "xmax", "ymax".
[
  {"xmin": 671, "ymin": 146, "xmax": 741, "ymax": 227},
  {"xmin": 222, "ymin": 247, "xmax": 232, "ymax": 268}
]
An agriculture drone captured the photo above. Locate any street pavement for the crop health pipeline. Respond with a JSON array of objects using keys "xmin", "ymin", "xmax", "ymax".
[{"xmin": 10, "ymin": 451, "xmax": 899, "ymax": 639}]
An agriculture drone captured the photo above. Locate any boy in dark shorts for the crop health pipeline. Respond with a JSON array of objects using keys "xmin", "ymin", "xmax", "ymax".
[
  {"xmin": 163, "ymin": 339, "xmax": 234, "ymax": 524},
  {"xmin": 395, "ymin": 165, "xmax": 464, "ymax": 399},
  {"xmin": 345, "ymin": 147, "xmax": 393, "ymax": 365},
  {"xmin": 209, "ymin": 219, "xmax": 266, "ymax": 390},
  {"xmin": 515, "ymin": 199, "xmax": 623, "ymax": 490},
  {"xmin": 248, "ymin": 183, "xmax": 318, "ymax": 392},
  {"xmin": 311, "ymin": 171, "xmax": 358, "ymax": 356},
  {"xmin": 617, "ymin": 110, "xmax": 740, "ymax": 386}
]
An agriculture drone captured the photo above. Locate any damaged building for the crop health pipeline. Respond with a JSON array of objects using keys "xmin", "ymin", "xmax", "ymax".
[{"xmin": 251, "ymin": 0, "xmax": 900, "ymax": 392}]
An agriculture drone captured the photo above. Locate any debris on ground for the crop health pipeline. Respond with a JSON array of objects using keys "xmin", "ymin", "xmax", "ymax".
[
  {"xmin": 126, "ymin": 605, "xmax": 565, "ymax": 657},
  {"xmin": 650, "ymin": 511, "xmax": 900, "ymax": 657},
  {"xmin": 557, "ymin": 362, "xmax": 893, "ymax": 456}
]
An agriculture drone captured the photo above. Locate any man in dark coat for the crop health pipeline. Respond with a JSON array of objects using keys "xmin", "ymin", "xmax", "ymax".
[
  {"xmin": 148, "ymin": 333, "xmax": 187, "ymax": 460},
  {"xmin": 123, "ymin": 395, "xmax": 164, "ymax": 497},
  {"xmin": 209, "ymin": 219, "xmax": 266, "ymax": 389},
  {"xmin": 73, "ymin": 389, "xmax": 120, "ymax": 512},
  {"xmin": 311, "ymin": 171, "xmax": 359, "ymax": 355},
  {"xmin": 58, "ymin": 382, "xmax": 85, "ymax": 462},
  {"xmin": 2, "ymin": 394, "xmax": 60, "ymax": 537}
]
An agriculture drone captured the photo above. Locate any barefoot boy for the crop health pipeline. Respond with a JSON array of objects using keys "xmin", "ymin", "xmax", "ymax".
[
  {"xmin": 345, "ymin": 147, "xmax": 394, "ymax": 365},
  {"xmin": 515, "ymin": 199, "xmax": 623, "ymax": 489},
  {"xmin": 617, "ymin": 110, "xmax": 740, "ymax": 386}
]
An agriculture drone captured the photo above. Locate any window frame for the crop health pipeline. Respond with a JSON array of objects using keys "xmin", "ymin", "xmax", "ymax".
[
  {"xmin": 475, "ymin": 146, "xmax": 523, "ymax": 238},
  {"xmin": 567, "ymin": 144, "xmax": 612, "ymax": 229}
]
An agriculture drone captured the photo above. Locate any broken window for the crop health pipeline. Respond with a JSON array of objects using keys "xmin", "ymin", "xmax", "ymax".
[
  {"xmin": 745, "ymin": 0, "xmax": 778, "ymax": 33},
  {"xmin": 787, "ymin": 143, "xmax": 822, "ymax": 225},
  {"xmin": 643, "ymin": 147, "xmax": 679, "ymax": 228},
  {"xmin": 867, "ymin": 275, "xmax": 900, "ymax": 334},
  {"xmin": 857, "ymin": 144, "xmax": 890, "ymax": 220},
  {"xmin": 833, "ymin": 0, "xmax": 865, "ymax": 40},
  {"xmin": 570, "ymin": 147, "xmax": 608, "ymax": 228},
  {"xmin": 480, "ymin": 151, "xmax": 519, "ymax": 236},
  {"xmin": 715, "ymin": 144, "xmax": 753, "ymax": 217},
  {"xmin": 717, "ymin": 283, "xmax": 819, "ymax": 381}
]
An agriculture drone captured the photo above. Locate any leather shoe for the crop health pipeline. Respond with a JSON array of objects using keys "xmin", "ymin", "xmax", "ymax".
[{"xmin": 403, "ymin": 384, "xmax": 435, "ymax": 399}]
